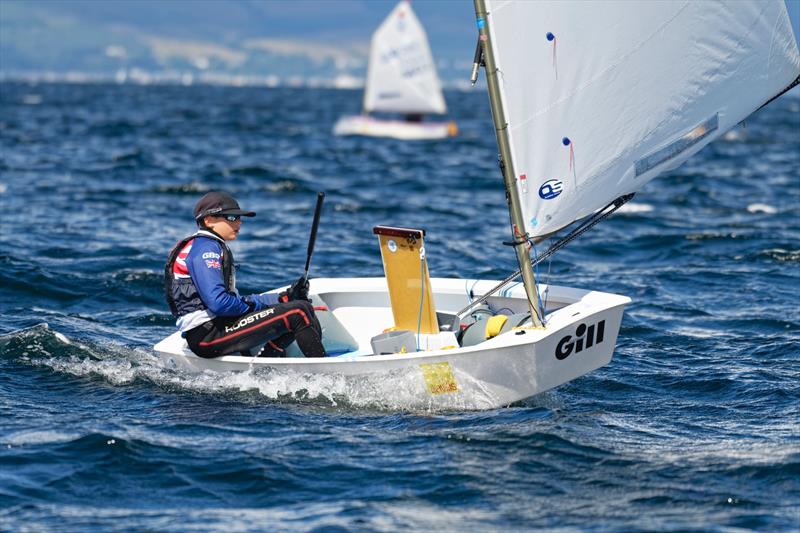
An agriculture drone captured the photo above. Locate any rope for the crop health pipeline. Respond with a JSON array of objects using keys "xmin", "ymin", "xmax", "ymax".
[
  {"xmin": 531, "ymin": 245, "xmax": 546, "ymax": 322},
  {"xmin": 455, "ymin": 193, "xmax": 635, "ymax": 319},
  {"xmin": 417, "ymin": 246, "xmax": 426, "ymax": 351},
  {"xmin": 757, "ymin": 73, "xmax": 800, "ymax": 112}
]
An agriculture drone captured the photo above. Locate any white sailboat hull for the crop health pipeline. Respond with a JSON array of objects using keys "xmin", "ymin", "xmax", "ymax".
[
  {"xmin": 333, "ymin": 115, "xmax": 456, "ymax": 140},
  {"xmin": 153, "ymin": 278, "xmax": 630, "ymax": 410}
]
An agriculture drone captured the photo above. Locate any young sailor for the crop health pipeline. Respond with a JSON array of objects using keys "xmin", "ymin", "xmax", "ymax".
[{"xmin": 165, "ymin": 191, "xmax": 326, "ymax": 358}]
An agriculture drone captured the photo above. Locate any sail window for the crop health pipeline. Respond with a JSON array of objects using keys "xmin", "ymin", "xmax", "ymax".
[{"xmin": 634, "ymin": 114, "xmax": 719, "ymax": 177}]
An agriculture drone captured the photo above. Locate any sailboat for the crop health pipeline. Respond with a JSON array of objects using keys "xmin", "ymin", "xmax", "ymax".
[
  {"xmin": 155, "ymin": 1, "xmax": 800, "ymax": 410},
  {"xmin": 333, "ymin": 0, "xmax": 458, "ymax": 140}
]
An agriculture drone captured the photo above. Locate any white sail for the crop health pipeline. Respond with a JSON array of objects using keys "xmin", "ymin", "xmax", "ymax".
[
  {"xmin": 484, "ymin": 0, "xmax": 800, "ymax": 237},
  {"xmin": 363, "ymin": 0, "xmax": 447, "ymax": 115}
]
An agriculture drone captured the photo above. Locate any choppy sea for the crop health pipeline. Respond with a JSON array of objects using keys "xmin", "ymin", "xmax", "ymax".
[{"xmin": 0, "ymin": 82, "xmax": 798, "ymax": 531}]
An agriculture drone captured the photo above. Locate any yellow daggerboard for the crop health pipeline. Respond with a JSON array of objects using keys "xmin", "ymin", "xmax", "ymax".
[{"xmin": 373, "ymin": 226, "xmax": 438, "ymax": 334}]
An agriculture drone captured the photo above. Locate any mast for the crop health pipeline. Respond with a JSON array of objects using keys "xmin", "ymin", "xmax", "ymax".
[{"xmin": 474, "ymin": 0, "xmax": 544, "ymax": 328}]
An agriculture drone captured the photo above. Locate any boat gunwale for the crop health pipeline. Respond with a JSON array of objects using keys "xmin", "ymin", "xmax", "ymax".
[{"xmin": 153, "ymin": 277, "xmax": 631, "ymax": 367}]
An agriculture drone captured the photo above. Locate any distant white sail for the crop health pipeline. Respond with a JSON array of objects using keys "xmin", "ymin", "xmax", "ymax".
[
  {"xmin": 484, "ymin": 0, "xmax": 800, "ymax": 237},
  {"xmin": 363, "ymin": 0, "xmax": 447, "ymax": 115}
]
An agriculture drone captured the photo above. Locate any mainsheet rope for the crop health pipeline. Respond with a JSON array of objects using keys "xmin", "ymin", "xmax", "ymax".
[{"xmin": 455, "ymin": 193, "xmax": 635, "ymax": 320}]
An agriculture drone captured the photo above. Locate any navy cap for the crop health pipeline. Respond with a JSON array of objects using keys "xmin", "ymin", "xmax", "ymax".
[{"xmin": 194, "ymin": 191, "xmax": 256, "ymax": 220}]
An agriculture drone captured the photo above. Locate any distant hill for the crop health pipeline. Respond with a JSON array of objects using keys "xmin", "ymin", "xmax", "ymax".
[{"xmin": 0, "ymin": 0, "xmax": 476, "ymax": 86}]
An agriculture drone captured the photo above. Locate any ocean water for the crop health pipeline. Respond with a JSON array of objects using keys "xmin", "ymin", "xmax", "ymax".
[{"xmin": 0, "ymin": 82, "xmax": 798, "ymax": 531}]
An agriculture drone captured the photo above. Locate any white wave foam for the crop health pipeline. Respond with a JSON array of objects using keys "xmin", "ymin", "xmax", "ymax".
[
  {"xmin": 618, "ymin": 202, "xmax": 654, "ymax": 214},
  {"xmin": 761, "ymin": 248, "xmax": 800, "ymax": 262},
  {"xmin": 746, "ymin": 203, "xmax": 777, "ymax": 214},
  {"xmin": 600, "ymin": 413, "xmax": 800, "ymax": 465},
  {"xmin": 5, "ymin": 430, "xmax": 80, "ymax": 446},
  {"xmin": 722, "ymin": 129, "xmax": 744, "ymax": 141},
  {"xmin": 38, "ymin": 355, "xmax": 138, "ymax": 386},
  {"xmin": 653, "ymin": 437, "xmax": 800, "ymax": 465},
  {"xmin": 152, "ymin": 363, "xmax": 502, "ymax": 411},
  {"xmin": 0, "ymin": 501, "xmax": 495, "ymax": 531},
  {"xmin": 671, "ymin": 326, "xmax": 724, "ymax": 339},
  {"xmin": 13, "ymin": 325, "xmax": 499, "ymax": 411}
]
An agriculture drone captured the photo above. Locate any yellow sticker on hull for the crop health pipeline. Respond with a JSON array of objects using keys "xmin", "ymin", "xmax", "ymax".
[{"xmin": 420, "ymin": 362, "xmax": 459, "ymax": 394}]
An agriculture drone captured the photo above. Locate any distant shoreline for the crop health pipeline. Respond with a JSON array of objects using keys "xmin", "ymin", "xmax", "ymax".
[{"xmin": 0, "ymin": 71, "xmax": 482, "ymax": 91}]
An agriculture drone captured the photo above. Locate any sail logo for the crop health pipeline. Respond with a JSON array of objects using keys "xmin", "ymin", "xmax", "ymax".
[
  {"xmin": 555, "ymin": 320, "xmax": 605, "ymax": 360},
  {"xmin": 539, "ymin": 179, "xmax": 563, "ymax": 200}
]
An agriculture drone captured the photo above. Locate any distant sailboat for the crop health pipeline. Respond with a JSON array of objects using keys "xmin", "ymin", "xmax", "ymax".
[{"xmin": 333, "ymin": 0, "xmax": 458, "ymax": 140}]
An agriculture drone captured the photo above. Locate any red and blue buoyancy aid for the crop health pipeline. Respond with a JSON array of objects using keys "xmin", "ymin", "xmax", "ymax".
[{"xmin": 164, "ymin": 230, "xmax": 249, "ymax": 319}]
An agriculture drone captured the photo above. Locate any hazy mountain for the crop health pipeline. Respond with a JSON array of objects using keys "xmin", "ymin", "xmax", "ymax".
[
  {"xmin": 3, "ymin": 0, "xmax": 797, "ymax": 87},
  {"xmin": 0, "ymin": 0, "xmax": 477, "ymax": 86}
]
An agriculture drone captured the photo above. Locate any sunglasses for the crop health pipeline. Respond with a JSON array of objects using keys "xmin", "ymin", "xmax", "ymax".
[{"xmin": 216, "ymin": 214, "xmax": 241, "ymax": 222}]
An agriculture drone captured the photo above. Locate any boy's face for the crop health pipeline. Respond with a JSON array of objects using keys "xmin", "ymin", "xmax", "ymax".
[{"xmin": 203, "ymin": 215, "xmax": 242, "ymax": 241}]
